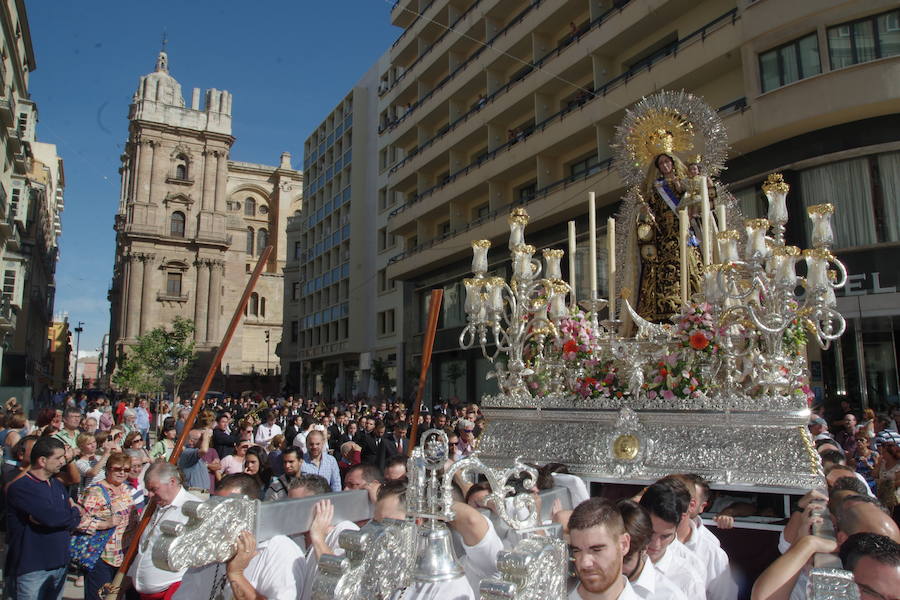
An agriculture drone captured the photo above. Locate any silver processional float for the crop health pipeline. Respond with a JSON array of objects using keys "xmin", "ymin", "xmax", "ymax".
[{"xmin": 151, "ymin": 91, "xmax": 857, "ymax": 598}]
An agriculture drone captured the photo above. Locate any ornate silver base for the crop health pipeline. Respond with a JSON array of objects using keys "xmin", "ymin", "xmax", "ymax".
[{"xmin": 477, "ymin": 398, "xmax": 824, "ymax": 491}]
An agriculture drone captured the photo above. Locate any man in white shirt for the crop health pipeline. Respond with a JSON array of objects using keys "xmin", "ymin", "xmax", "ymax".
[
  {"xmin": 374, "ymin": 481, "xmax": 492, "ymax": 600},
  {"xmin": 666, "ymin": 475, "xmax": 738, "ymax": 600},
  {"xmin": 174, "ymin": 474, "xmax": 307, "ymax": 600},
  {"xmin": 617, "ymin": 500, "xmax": 687, "ymax": 600},
  {"xmin": 638, "ymin": 482, "xmax": 706, "ymax": 599},
  {"xmin": 568, "ymin": 497, "xmax": 642, "ymax": 600},
  {"xmin": 302, "ymin": 497, "xmax": 360, "ymax": 600},
  {"xmin": 255, "ymin": 410, "xmax": 283, "ymax": 446},
  {"xmin": 128, "ymin": 462, "xmax": 203, "ymax": 599}
]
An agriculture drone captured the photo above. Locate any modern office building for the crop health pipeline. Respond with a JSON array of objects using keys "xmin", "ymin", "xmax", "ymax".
[
  {"xmin": 376, "ymin": 0, "xmax": 900, "ymax": 409},
  {"xmin": 288, "ymin": 54, "xmax": 406, "ymax": 401}
]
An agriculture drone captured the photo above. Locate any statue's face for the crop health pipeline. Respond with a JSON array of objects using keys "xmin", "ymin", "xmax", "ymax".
[
  {"xmin": 688, "ymin": 164, "xmax": 700, "ymax": 177},
  {"xmin": 656, "ymin": 155, "xmax": 674, "ymax": 175}
]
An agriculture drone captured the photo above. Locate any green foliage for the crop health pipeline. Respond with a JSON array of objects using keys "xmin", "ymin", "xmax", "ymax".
[
  {"xmin": 112, "ymin": 317, "xmax": 196, "ymax": 397},
  {"xmin": 371, "ymin": 358, "xmax": 392, "ymax": 393}
]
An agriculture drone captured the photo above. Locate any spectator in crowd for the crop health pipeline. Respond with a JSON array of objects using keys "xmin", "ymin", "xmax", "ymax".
[
  {"xmin": 150, "ymin": 419, "xmax": 177, "ymax": 460},
  {"xmin": 124, "ymin": 430, "xmax": 152, "ymax": 463},
  {"xmin": 284, "ymin": 414, "xmax": 305, "ymax": 448},
  {"xmin": 54, "ymin": 406, "xmax": 83, "ymax": 449},
  {"xmin": 77, "ymin": 452, "xmax": 135, "ymax": 599},
  {"xmin": 455, "ymin": 419, "xmax": 476, "ymax": 458},
  {"xmin": 344, "ymin": 463, "xmax": 382, "ymax": 502},
  {"xmin": 300, "ymin": 430, "xmax": 341, "ymax": 492},
  {"xmin": 568, "ymin": 497, "xmax": 640, "ymax": 600},
  {"xmin": 178, "ymin": 428, "xmax": 213, "ymax": 492},
  {"xmin": 265, "ymin": 447, "xmax": 302, "ymax": 501},
  {"xmin": 286, "ymin": 473, "xmax": 332, "ymax": 499},
  {"xmin": 268, "ymin": 434, "xmax": 286, "ymax": 477},
  {"xmin": 75, "ymin": 432, "xmax": 115, "ymax": 494},
  {"xmin": 99, "ymin": 405, "xmax": 114, "ymax": 432},
  {"xmin": 2, "ymin": 411, "xmax": 28, "ymax": 459},
  {"xmin": 338, "ymin": 440, "xmax": 362, "ymax": 481},
  {"xmin": 123, "ymin": 448, "xmax": 147, "ymax": 511},
  {"xmin": 6, "ymin": 437, "xmax": 82, "ymax": 599},
  {"xmin": 835, "ymin": 413, "xmax": 859, "ymax": 457},
  {"xmin": 255, "ymin": 410, "xmax": 283, "ymax": 447},
  {"xmin": 121, "ymin": 408, "xmax": 138, "ymax": 436},
  {"xmin": 378, "ymin": 422, "xmax": 409, "ymax": 471},
  {"xmin": 212, "ymin": 411, "xmax": 238, "ymax": 458},
  {"xmin": 221, "ymin": 438, "xmax": 252, "ymax": 475},
  {"xmin": 135, "ymin": 398, "xmax": 151, "ymax": 444},
  {"xmin": 128, "ymin": 461, "xmax": 202, "ymax": 599},
  {"xmin": 243, "ymin": 446, "xmax": 268, "ymax": 499},
  {"xmin": 638, "ymin": 481, "xmax": 706, "ymax": 598},
  {"xmin": 83, "ymin": 416, "xmax": 99, "ymax": 435}
]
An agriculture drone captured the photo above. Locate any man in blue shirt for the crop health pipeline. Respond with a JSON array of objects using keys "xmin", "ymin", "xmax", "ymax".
[
  {"xmin": 300, "ymin": 430, "xmax": 341, "ymax": 492},
  {"xmin": 178, "ymin": 428, "xmax": 213, "ymax": 491},
  {"xmin": 135, "ymin": 398, "xmax": 151, "ymax": 445},
  {"xmin": 6, "ymin": 436, "xmax": 82, "ymax": 599}
]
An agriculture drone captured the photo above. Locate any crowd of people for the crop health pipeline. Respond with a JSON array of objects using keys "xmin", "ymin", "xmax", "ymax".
[{"xmin": 2, "ymin": 391, "xmax": 900, "ymax": 599}]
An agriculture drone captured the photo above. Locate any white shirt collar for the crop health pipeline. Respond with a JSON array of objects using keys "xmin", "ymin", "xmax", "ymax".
[{"xmin": 632, "ymin": 558, "xmax": 658, "ymax": 595}]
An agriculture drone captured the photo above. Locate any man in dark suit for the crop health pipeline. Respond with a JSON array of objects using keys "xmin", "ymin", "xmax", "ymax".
[
  {"xmin": 377, "ymin": 422, "xmax": 409, "ymax": 471},
  {"xmin": 355, "ymin": 418, "xmax": 380, "ymax": 467},
  {"xmin": 212, "ymin": 412, "xmax": 238, "ymax": 457},
  {"xmin": 328, "ymin": 412, "xmax": 348, "ymax": 453}
]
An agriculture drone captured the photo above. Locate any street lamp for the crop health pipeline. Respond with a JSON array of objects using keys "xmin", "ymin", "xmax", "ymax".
[
  {"xmin": 72, "ymin": 321, "xmax": 84, "ymax": 390},
  {"xmin": 265, "ymin": 330, "xmax": 271, "ymax": 375}
]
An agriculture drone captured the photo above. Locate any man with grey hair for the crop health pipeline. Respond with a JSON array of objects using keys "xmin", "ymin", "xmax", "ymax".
[
  {"xmin": 127, "ymin": 460, "xmax": 203, "ymax": 599},
  {"xmin": 300, "ymin": 430, "xmax": 341, "ymax": 492}
]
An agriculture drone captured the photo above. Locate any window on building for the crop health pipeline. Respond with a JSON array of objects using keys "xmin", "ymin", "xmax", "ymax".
[
  {"xmin": 174, "ymin": 154, "xmax": 189, "ymax": 180},
  {"xmin": 248, "ymin": 292, "xmax": 259, "ymax": 316},
  {"xmin": 260, "ymin": 297, "xmax": 266, "ymax": 318},
  {"xmin": 9, "ymin": 185, "xmax": 20, "ymax": 220},
  {"xmin": 245, "ymin": 197, "xmax": 256, "ymax": 217},
  {"xmin": 378, "ymin": 309, "xmax": 396, "ymax": 335},
  {"xmin": 759, "ymin": 33, "xmax": 821, "ymax": 93},
  {"xmin": 166, "ymin": 273, "xmax": 182, "ymax": 297},
  {"xmin": 246, "ymin": 227, "xmax": 255, "ymax": 255},
  {"xmin": 257, "ymin": 228, "xmax": 269, "ymax": 256},
  {"xmin": 517, "ymin": 182, "xmax": 537, "ymax": 202},
  {"xmin": 292, "ymin": 281, "xmax": 300, "ymax": 300},
  {"xmin": 473, "ymin": 203, "xmax": 490, "ymax": 220},
  {"xmin": 294, "ymin": 241, "xmax": 302, "ymax": 260},
  {"xmin": 438, "ymin": 221, "xmax": 451, "ymax": 237},
  {"xmin": 16, "ymin": 112, "xmax": 27, "ymax": 137},
  {"xmin": 170, "ymin": 211, "xmax": 185, "ymax": 237},
  {"xmin": 291, "ymin": 320, "xmax": 299, "ymax": 343},
  {"xmin": 570, "ymin": 154, "xmax": 600, "ymax": 178},
  {"xmin": 828, "ymin": 9, "xmax": 900, "ymax": 69},
  {"xmin": 3, "ymin": 269, "xmax": 15, "ymax": 300}
]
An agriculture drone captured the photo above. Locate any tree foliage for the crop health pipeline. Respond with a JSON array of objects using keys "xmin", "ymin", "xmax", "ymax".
[{"xmin": 112, "ymin": 317, "xmax": 196, "ymax": 397}]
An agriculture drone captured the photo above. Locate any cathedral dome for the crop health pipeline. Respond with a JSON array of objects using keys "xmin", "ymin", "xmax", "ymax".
[{"xmin": 133, "ymin": 51, "xmax": 184, "ymax": 107}]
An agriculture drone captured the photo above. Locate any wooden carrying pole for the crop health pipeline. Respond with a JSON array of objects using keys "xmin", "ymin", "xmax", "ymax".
[
  {"xmin": 106, "ymin": 246, "xmax": 274, "ymax": 600},
  {"xmin": 408, "ymin": 289, "xmax": 443, "ymax": 456}
]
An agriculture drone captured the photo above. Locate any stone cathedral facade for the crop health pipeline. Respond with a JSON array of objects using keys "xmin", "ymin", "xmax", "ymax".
[{"xmin": 107, "ymin": 52, "xmax": 301, "ymax": 392}]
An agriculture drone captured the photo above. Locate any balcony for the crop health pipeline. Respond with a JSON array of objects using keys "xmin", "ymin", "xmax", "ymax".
[
  {"xmin": 391, "ymin": 0, "xmax": 418, "ymax": 29},
  {"xmin": 386, "ymin": 0, "xmax": 635, "ymax": 180},
  {"xmin": 157, "ymin": 291, "xmax": 190, "ymax": 303},
  {"xmin": 381, "ymin": 0, "xmax": 544, "ymax": 137},
  {"xmin": 0, "ymin": 296, "xmax": 16, "ymax": 332},
  {"xmin": 0, "ymin": 92, "xmax": 15, "ymax": 128},
  {"xmin": 387, "ymin": 7, "xmax": 740, "ymax": 232}
]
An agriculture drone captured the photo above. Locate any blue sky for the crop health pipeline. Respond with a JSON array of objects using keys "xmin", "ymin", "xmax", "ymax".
[{"xmin": 26, "ymin": 2, "xmax": 400, "ymax": 353}]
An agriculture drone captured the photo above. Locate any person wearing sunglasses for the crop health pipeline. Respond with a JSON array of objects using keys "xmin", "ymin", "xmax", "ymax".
[
  {"xmin": 456, "ymin": 419, "xmax": 476, "ymax": 459},
  {"xmin": 221, "ymin": 439, "xmax": 252, "ymax": 475},
  {"xmin": 76, "ymin": 452, "xmax": 136, "ymax": 600}
]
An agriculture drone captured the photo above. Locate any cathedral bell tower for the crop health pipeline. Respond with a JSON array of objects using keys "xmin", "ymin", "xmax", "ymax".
[{"xmin": 108, "ymin": 50, "xmax": 235, "ymax": 373}]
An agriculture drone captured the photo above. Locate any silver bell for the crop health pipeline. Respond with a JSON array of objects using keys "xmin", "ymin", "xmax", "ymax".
[{"xmin": 412, "ymin": 523, "xmax": 464, "ymax": 583}]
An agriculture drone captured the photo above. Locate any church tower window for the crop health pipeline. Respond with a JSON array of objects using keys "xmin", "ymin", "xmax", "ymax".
[{"xmin": 170, "ymin": 211, "xmax": 185, "ymax": 237}]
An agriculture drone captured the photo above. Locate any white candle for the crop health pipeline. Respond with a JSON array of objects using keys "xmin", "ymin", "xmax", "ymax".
[
  {"xmin": 588, "ymin": 192, "xmax": 597, "ymax": 300},
  {"xmin": 567, "ymin": 220, "xmax": 577, "ymax": 305},
  {"xmin": 679, "ymin": 208, "xmax": 689, "ymax": 306},
  {"xmin": 607, "ymin": 217, "xmax": 616, "ymax": 319},
  {"xmin": 716, "ymin": 204, "xmax": 727, "ymax": 233},
  {"xmin": 700, "ymin": 176, "xmax": 711, "ymax": 267}
]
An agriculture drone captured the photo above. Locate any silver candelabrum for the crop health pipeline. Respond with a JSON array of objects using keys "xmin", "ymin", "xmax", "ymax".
[
  {"xmin": 459, "ymin": 208, "xmax": 573, "ymax": 401},
  {"xmin": 711, "ymin": 174, "xmax": 847, "ymax": 392}
]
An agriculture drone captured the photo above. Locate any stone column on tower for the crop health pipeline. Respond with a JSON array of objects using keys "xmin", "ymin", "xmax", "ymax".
[
  {"xmin": 194, "ymin": 259, "xmax": 210, "ymax": 343},
  {"xmin": 215, "ymin": 151, "xmax": 228, "ymax": 214},
  {"xmin": 138, "ymin": 140, "xmax": 155, "ymax": 205},
  {"xmin": 139, "ymin": 253, "xmax": 156, "ymax": 335},
  {"xmin": 207, "ymin": 260, "xmax": 223, "ymax": 342},
  {"xmin": 125, "ymin": 254, "xmax": 142, "ymax": 339}
]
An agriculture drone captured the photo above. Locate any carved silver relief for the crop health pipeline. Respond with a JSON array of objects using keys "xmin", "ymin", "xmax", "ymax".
[
  {"xmin": 808, "ymin": 568, "xmax": 860, "ymax": 600},
  {"xmin": 479, "ymin": 535, "xmax": 568, "ymax": 600},
  {"xmin": 152, "ymin": 496, "xmax": 257, "ymax": 572}
]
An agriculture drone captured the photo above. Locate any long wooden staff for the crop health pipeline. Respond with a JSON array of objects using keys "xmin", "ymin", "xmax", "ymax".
[
  {"xmin": 407, "ymin": 289, "xmax": 443, "ymax": 456},
  {"xmin": 105, "ymin": 246, "xmax": 273, "ymax": 599}
]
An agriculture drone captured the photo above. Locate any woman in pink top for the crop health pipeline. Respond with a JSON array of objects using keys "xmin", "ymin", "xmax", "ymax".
[{"xmin": 220, "ymin": 438, "xmax": 251, "ymax": 475}]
